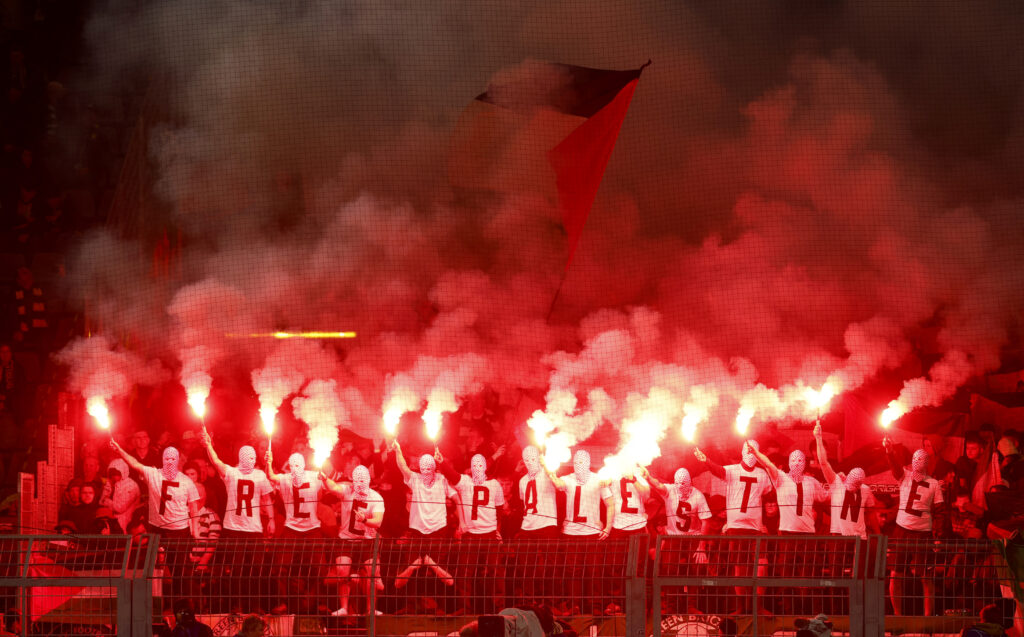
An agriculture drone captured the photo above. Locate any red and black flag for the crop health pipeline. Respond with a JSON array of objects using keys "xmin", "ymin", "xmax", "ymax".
[{"xmin": 450, "ymin": 60, "xmax": 648, "ymax": 268}]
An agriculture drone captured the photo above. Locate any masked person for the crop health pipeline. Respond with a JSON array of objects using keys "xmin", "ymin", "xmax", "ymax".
[
  {"xmin": 643, "ymin": 466, "xmax": 712, "ymax": 614},
  {"xmin": 747, "ymin": 440, "xmax": 828, "ymax": 614},
  {"xmin": 546, "ymin": 450, "xmax": 615, "ymax": 616},
  {"xmin": 884, "ymin": 437, "xmax": 945, "ymax": 617},
  {"xmin": 439, "ymin": 453, "xmax": 507, "ymax": 613},
  {"xmin": 110, "ymin": 440, "xmax": 200, "ymax": 608},
  {"xmin": 202, "ymin": 432, "xmax": 275, "ymax": 614},
  {"xmin": 515, "ymin": 446, "xmax": 559, "ymax": 604},
  {"xmin": 694, "ymin": 441, "xmax": 773, "ymax": 617},
  {"xmin": 322, "ymin": 464, "xmax": 385, "ymax": 617},
  {"xmin": 266, "ymin": 449, "xmax": 325, "ymax": 615},
  {"xmin": 393, "ymin": 441, "xmax": 466, "ymax": 606}
]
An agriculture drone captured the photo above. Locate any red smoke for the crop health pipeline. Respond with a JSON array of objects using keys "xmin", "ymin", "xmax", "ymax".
[{"xmin": 57, "ymin": 4, "xmax": 1024, "ymax": 456}]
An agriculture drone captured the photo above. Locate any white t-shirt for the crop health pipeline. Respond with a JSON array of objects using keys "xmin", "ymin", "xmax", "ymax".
[
  {"xmin": 338, "ymin": 487, "xmax": 385, "ymax": 540},
  {"xmin": 723, "ymin": 464, "xmax": 771, "ymax": 532},
  {"xmin": 222, "ymin": 466, "xmax": 273, "ymax": 533},
  {"xmin": 141, "ymin": 466, "xmax": 200, "ymax": 531},
  {"xmin": 777, "ymin": 473, "xmax": 826, "ymax": 533},
  {"xmin": 611, "ymin": 477, "xmax": 648, "ymax": 531},
  {"xmin": 405, "ymin": 473, "xmax": 456, "ymax": 534},
  {"xmin": 665, "ymin": 487, "xmax": 712, "ymax": 536},
  {"xmin": 829, "ymin": 476, "xmax": 876, "ymax": 539},
  {"xmin": 455, "ymin": 475, "xmax": 504, "ymax": 534},
  {"xmin": 519, "ymin": 473, "xmax": 558, "ymax": 531},
  {"xmin": 276, "ymin": 471, "xmax": 322, "ymax": 532},
  {"xmin": 896, "ymin": 473, "xmax": 944, "ymax": 532},
  {"xmin": 561, "ymin": 474, "xmax": 612, "ymax": 536}
]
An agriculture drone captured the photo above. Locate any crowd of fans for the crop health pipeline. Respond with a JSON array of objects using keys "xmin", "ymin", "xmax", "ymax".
[{"xmin": 46, "ymin": 398, "xmax": 1024, "ymax": 623}]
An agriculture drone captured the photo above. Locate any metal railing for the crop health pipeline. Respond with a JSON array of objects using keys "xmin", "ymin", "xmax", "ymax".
[
  {"xmin": 0, "ymin": 535, "xmax": 158, "ymax": 637},
  {"xmin": 0, "ymin": 534, "xmax": 1017, "ymax": 636}
]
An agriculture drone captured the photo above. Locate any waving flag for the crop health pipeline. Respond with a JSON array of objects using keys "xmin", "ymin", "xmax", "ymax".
[{"xmin": 450, "ymin": 60, "xmax": 648, "ymax": 267}]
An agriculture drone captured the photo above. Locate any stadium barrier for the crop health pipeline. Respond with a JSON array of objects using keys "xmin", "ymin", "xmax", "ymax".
[
  {"xmin": 1, "ymin": 534, "xmax": 1017, "ymax": 636},
  {"xmin": 0, "ymin": 535, "xmax": 158, "ymax": 637}
]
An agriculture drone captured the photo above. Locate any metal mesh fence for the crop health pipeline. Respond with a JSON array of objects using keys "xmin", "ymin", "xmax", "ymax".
[
  {"xmin": 0, "ymin": 535, "xmax": 151, "ymax": 637},
  {"xmin": 883, "ymin": 536, "xmax": 1016, "ymax": 635},
  {"xmin": 2, "ymin": 534, "xmax": 1019, "ymax": 636},
  {"xmin": 652, "ymin": 535, "xmax": 882, "ymax": 637},
  {"xmin": 155, "ymin": 536, "xmax": 642, "ymax": 636}
]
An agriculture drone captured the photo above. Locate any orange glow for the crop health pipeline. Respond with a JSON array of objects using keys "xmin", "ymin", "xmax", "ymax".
[
  {"xmin": 228, "ymin": 331, "xmax": 357, "ymax": 339},
  {"xmin": 87, "ymin": 396, "xmax": 111, "ymax": 430},
  {"xmin": 186, "ymin": 391, "xmax": 208, "ymax": 420},
  {"xmin": 880, "ymin": 401, "xmax": 906, "ymax": 428},
  {"xmin": 260, "ymin": 407, "xmax": 276, "ymax": 436}
]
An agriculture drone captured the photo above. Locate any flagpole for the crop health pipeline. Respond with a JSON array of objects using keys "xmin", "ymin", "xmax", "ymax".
[{"xmin": 545, "ymin": 268, "xmax": 569, "ymax": 322}]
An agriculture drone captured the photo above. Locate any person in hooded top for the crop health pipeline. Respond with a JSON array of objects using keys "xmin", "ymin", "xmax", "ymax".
[
  {"xmin": 322, "ymin": 464, "xmax": 385, "ymax": 617},
  {"xmin": 883, "ymin": 435, "xmax": 946, "ymax": 617},
  {"xmin": 694, "ymin": 441, "xmax": 773, "ymax": 617},
  {"xmin": 99, "ymin": 458, "xmax": 141, "ymax": 534}
]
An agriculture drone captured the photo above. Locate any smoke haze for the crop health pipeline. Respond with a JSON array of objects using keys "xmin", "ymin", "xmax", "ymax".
[{"xmin": 61, "ymin": 0, "xmax": 1024, "ymax": 452}]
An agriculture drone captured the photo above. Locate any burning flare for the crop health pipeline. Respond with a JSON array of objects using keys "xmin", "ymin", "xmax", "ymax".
[
  {"xmin": 803, "ymin": 378, "xmax": 839, "ymax": 411},
  {"xmin": 186, "ymin": 388, "xmax": 209, "ymax": 420},
  {"xmin": 735, "ymin": 405, "xmax": 755, "ymax": 436},
  {"xmin": 86, "ymin": 396, "xmax": 111, "ymax": 430},
  {"xmin": 260, "ymin": 407, "xmax": 276, "ymax": 436},
  {"xmin": 228, "ymin": 331, "xmax": 357, "ymax": 339},
  {"xmin": 880, "ymin": 401, "xmax": 906, "ymax": 428}
]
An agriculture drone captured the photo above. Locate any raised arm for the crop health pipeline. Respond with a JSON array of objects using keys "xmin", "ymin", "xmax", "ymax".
[
  {"xmin": 200, "ymin": 429, "xmax": 228, "ymax": 477},
  {"xmin": 747, "ymin": 440, "xmax": 779, "ymax": 483},
  {"xmin": 544, "ymin": 465, "xmax": 566, "ymax": 491},
  {"xmin": 639, "ymin": 466, "xmax": 668, "ymax": 498},
  {"xmin": 693, "ymin": 447, "xmax": 725, "ymax": 480},
  {"xmin": 320, "ymin": 474, "xmax": 349, "ymax": 498},
  {"xmin": 109, "ymin": 440, "xmax": 146, "ymax": 475},
  {"xmin": 264, "ymin": 450, "xmax": 281, "ymax": 483},
  {"xmin": 393, "ymin": 442, "xmax": 413, "ymax": 482},
  {"xmin": 883, "ymin": 436, "xmax": 904, "ymax": 481},
  {"xmin": 634, "ymin": 473, "xmax": 651, "ymax": 501},
  {"xmin": 813, "ymin": 424, "xmax": 836, "ymax": 486}
]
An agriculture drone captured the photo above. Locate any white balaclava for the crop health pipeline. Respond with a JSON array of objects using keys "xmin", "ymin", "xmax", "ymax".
[
  {"xmin": 419, "ymin": 454, "xmax": 436, "ymax": 486},
  {"xmin": 573, "ymin": 450, "xmax": 591, "ymax": 485},
  {"xmin": 788, "ymin": 450, "xmax": 806, "ymax": 480},
  {"xmin": 162, "ymin": 447, "xmax": 180, "ymax": 481},
  {"xmin": 742, "ymin": 440, "xmax": 759, "ymax": 468},
  {"xmin": 845, "ymin": 467, "xmax": 866, "ymax": 492},
  {"xmin": 288, "ymin": 453, "xmax": 306, "ymax": 486},
  {"xmin": 352, "ymin": 465, "xmax": 371, "ymax": 497},
  {"xmin": 911, "ymin": 449, "xmax": 929, "ymax": 482},
  {"xmin": 471, "ymin": 454, "xmax": 488, "ymax": 485},
  {"xmin": 238, "ymin": 446, "xmax": 256, "ymax": 475},
  {"xmin": 522, "ymin": 446, "xmax": 541, "ymax": 477},
  {"xmin": 674, "ymin": 468, "xmax": 692, "ymax": 500}
]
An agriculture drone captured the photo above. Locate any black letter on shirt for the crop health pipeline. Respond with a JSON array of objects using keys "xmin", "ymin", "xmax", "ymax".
[
  {"xmin": 159, "ymin": 480, "xmax": 179, "ymax": 516},
  {"xmin": 472, "ymin": 486, "xmax": 489, "ymax": 521},
  {"xmin": 293, "ymin": 483, "xmax": 310, "ymax": 519},
  {"xmin": 236, "ymin": 479, "xmax": 255, "ymax": 517}
]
